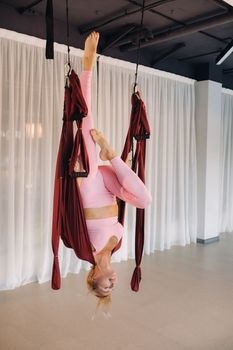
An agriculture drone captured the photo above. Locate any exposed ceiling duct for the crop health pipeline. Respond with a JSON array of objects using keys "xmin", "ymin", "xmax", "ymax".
[
  {"xmin": 79, "ymin": 0, "xmax": 176, "ymax": 34},
  {"xmin": 121, "ymin": 11, "xmax": 233, "ymax": 51},
  {"xmin": 0, "ymin": 0, "xmax": 233, "ymax": 89}
]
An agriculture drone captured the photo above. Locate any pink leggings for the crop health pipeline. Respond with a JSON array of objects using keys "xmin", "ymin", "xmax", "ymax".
[{"xmin": 78, "ymin": 70, "xmax": 152, "ymax": 254}]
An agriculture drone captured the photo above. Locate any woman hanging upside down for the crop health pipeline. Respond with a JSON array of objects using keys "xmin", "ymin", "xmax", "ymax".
[{"xmin": 75, "ymin": 31, "xmax": 152, "ymax": 307}]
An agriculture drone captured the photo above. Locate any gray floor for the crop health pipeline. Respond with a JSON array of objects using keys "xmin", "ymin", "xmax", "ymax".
[{"xmin": 1, "ymin": 232, "xmax": 233, "ymax": 350}]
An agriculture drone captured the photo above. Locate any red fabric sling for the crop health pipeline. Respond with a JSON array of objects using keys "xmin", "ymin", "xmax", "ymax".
[
  {"xmin": 51, "ymin": 70, "xmax": 95, "ymax": 290},
  {"xmin": 116, "ymin": 91, "xmax": 150, "ymax": 292}
]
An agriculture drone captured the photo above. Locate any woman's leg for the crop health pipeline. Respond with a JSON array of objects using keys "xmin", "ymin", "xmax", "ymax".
[
  {"xmin": 78, "ymin": 32, "xmax": 99, "ymax": 177},
  {"xmin": 79, "ymin": 71, "xmax": 97, "ymax": 176},
  {"xmin": 91, "ymin": 131, "xmax": 152, "ymax": 208}
]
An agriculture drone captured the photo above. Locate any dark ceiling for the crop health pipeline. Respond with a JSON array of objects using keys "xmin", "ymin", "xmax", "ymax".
[{"xmin": 0, "ymin": 0, "xmax": 233, "ymax": 88}]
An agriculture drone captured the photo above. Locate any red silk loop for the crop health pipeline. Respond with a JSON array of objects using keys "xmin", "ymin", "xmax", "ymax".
[{"xmin": 130, "ymin": 266, "xmax": 142, "ymax": 292}]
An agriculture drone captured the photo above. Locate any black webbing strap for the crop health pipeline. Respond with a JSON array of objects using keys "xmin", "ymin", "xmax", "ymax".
[
  {"xmin": 45, "ymin": 0, "xmax": 54, "ymax": 59},
  {"xmin": 133, "ymin": 0, "xmax": 146, "ymax": 93},
  {"xmin": 131, "ymin": 0, "xmax": 146, "ymax": 168},
  {"xmin": 66, "ymin": 0, "xmax": 71, "ymax": 66}
]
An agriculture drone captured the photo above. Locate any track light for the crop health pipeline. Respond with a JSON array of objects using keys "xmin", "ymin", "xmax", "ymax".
[
  {"xmin": 222, "ymin": 0, "xmax": 233, "ymax": 6},
  {"xmin": 216, "ymin": 38, "xmax": 233, "ymax": 65}
]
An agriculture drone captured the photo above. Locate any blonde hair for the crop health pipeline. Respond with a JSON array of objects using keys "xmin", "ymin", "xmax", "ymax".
[{"xmin": 87, "ymin": 265, "xmax": 111, "ymax": 313}]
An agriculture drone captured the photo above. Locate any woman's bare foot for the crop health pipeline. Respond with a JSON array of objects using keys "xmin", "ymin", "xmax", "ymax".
[
  {"xmin": 82, "ymin": 31, "xmax": 99, "ymax": 70},
  {"xmin": 90, "ymin": 129, "xmax": 117, "ymax": 161}
]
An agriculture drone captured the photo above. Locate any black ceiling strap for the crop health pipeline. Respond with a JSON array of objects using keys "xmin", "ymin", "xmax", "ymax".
[
  {"xmin": 66, "ymin": 0, "xmax": 71, "ymax": 67},
  {"xmin": 45, "ymin": 0, "xmax": 54, "ymax": 59},
  {"xmin": 131, "ymin": 0, "xmax": 146, "ymax": 167},
  {"xmin": 134, "ymin": 0, "xmax": 146, "ymax": 93}
]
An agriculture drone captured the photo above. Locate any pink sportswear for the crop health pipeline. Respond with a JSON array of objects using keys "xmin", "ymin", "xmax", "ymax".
[{"xmin": 79, "ymin": 70, "xmax": 152, "ymax": 255}]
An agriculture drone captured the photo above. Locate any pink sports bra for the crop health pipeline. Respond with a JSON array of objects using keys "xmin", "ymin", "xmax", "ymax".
[{"xmin": 85, "ymin": 216, "xmax": 124, "ymax": 255}]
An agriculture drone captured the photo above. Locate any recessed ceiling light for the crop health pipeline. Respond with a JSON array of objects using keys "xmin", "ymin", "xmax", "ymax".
[
  {"xmin": 222, "ymin": 0, "xmax": 233, "ymax": 6},
  {"xmin": 216, "ymin": 39, "xmax": 233, "ymax": 65}
]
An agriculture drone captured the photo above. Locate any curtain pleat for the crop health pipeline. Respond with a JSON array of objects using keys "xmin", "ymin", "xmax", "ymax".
[{"xmin": 219, "ymin": 91, "xmax": 233, "ymax": 232}]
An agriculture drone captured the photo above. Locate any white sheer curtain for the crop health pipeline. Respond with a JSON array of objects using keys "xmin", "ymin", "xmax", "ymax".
[
  {"xmin": 219, "ymin": 89, "xmax": 233, "ymax": 232},
  {"xmin": 0, "ymin": 30, "xmax": 98, "ymax": 290},
  {"xmin": 0, "ymin": 29, "xmax": 197, "ymax": 290},
  {"xmin": 97, "ymin": 56, "xmax": 197, "ymax": 259}
]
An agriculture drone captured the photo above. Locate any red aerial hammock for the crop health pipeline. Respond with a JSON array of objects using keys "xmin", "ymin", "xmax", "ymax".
[
  {"xmin": 51, "ymin": 68, "xmax": 95, "ymax": 289},
  {"xmin": 51, "ymin": 0, "xmax": 95, "ymax": 289},
  {"xmin": 118, "ymin": 0, "xmax": 150, "ymax": 292},
  {"xmin": 118, "ymin": 91, "xmax": 150, "ymax": 291},
  {"xmin": 51, "ymin": 0, "xmax": 150, "ymax": 291}
]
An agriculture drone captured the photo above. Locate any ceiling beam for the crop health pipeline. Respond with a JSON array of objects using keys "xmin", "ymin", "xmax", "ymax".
[
  {"xmin": 151, "ymin": 42, "xmax": 185, "ymax": 66},
  {"xmin": 223, "ymin": 67, "xmax": 233, "ymax": 73},
  {"xmin": 17, "ymin": 0, "xmax": 44, "ymax": 14},
  {"xmin": 126, "ymin": 0, "xmax": 229, "ymax": 45},
  {"xmin": 121, "ymin": 11, "xmax": 233, "ymax": 51},
  {"xmin": 199, "ymin": 31, "xmax": 229, "ymax": 43},
  {"xmin": 78, "ymin": 0, "xmax": 176, "ymax": 34},
  {"xmin": 179, "ymin": 49, "xmax": 222, "ymax": 61},
  {"xmin": 100, "ymin": 27, "xmax": 152, "ymax": 50},
  {"xmin": 100, "ymin": 25, "xmax": 136, "ymax": 53}
]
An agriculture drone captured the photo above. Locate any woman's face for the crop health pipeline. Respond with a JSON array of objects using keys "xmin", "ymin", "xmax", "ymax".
[{"xmin": 93, "ymin": 269, "xmax": 117, "ymax": 297}]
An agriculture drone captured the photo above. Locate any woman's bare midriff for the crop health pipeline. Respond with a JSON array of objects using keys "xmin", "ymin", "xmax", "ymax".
[{"xmin": 84, "ymin": 204, "xmax": 118, "ymax": 220}]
